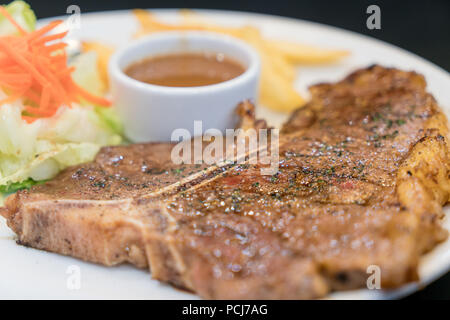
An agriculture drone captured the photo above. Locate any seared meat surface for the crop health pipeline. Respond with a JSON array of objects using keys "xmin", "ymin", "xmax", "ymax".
[{"xmin": 2, "ymin": 66, "xmax": 449, "ymax": 299}]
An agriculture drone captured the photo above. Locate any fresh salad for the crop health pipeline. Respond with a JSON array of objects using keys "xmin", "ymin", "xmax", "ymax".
[{"xmin": 0, "ymin": 1, "xmax": 122, "ymax": 200}]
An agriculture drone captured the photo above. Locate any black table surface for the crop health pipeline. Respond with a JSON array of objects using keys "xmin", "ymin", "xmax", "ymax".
[{"xmin": 18, "ymin": 0, "xmax": 450, "ymax": 299}]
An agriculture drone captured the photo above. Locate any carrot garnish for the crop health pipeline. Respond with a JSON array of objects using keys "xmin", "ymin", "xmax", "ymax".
[
  {"xmin": 0, "ymin": 7, "xmax": 110, "ymax": 122},
  {"xmin": 27, "ymin": 20, "xmax": 63, "ymax": 41}
]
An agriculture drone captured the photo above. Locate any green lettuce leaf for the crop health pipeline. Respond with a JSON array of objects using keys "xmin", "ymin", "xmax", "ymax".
[{"xmin": 0, "ymin": 178, "xmax": 43, "ymax": 194}]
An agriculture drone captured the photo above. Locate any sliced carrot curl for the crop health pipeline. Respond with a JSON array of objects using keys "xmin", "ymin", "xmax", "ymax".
[{"xmin": 0, "ymin": 6, "xmax": 111, "ymax": 123}]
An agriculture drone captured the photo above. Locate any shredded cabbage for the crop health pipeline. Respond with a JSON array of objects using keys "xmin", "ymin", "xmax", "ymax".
[
  {"xmin": 0, "ymin": 1, "xmax": 36, "ymax": 35},
  {"xmin": 0, "ymin": 100, "xmax": 121, "ymax": 187},
  {"xmin": 71, "ymin": 51, "xmax": 106, "ymax": 97},
  {"xmin": 70, "ymin": 51, "xmax": 123, "ymax": 135}
]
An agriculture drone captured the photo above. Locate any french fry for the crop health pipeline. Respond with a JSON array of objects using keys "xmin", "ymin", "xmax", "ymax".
[
  {"xmin": 259, "ymin": 52, "xmax": 305, "ymax": 112},
  {"xmin": 271, "ymin": 39, "xmax": 349, "ymax": 64},
  {"xmin": 179, "ymin": 9, "xmax": 210, "ymax": 25},
  {"xmin": 134, "ymin": 10, "xmax": 231, "ymax": 34},
  {"xmin": 237, "ymin": 28, "xmax": 301, "ymax": 110},
  {"xmin": 132, "ymin": 10, "xmax": 349, "ymax": 112}
]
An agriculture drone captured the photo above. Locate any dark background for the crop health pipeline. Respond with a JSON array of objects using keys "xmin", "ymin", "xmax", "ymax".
[{"xmin": 7, "ymin": 0, "xmax": 450, "ymax": 299}]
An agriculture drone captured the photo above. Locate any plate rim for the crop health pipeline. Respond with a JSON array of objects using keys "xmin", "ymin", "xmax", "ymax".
[{"xmin": 11, "ymin": 8, "xmax": 449, "ymax": 299}]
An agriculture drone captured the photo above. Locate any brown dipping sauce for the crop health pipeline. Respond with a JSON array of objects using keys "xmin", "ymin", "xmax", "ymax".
[{"xmin": 125, "ymin": 52, "xmax": 245, "ymax": 87}]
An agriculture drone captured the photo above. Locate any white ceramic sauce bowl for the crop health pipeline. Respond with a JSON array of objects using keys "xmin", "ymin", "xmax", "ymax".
[{"xmin": 109, "ymin": 31, "xmax": 260, "ymax": 142}]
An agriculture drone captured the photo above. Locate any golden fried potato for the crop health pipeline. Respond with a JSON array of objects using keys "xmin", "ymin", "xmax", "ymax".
[{"xmin": 270, "ymin": 40, "xmax": 349, "ymax": 64}]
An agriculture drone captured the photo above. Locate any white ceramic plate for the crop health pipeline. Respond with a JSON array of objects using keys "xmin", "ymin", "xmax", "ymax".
[{"xmin": 1, "ymin": 9, "xmax": 449, "ymax": 300}]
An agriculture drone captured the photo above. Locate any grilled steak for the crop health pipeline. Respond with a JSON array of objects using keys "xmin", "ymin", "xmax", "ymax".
[{"xmin": 2, "ymin": 66, "xmax": 450, "ymax": 299}]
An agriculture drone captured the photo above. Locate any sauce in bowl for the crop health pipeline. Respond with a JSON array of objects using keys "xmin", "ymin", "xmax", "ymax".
[{"xmin": 125, "ymin": 52, "xmax": 245, "ymax": 87}]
